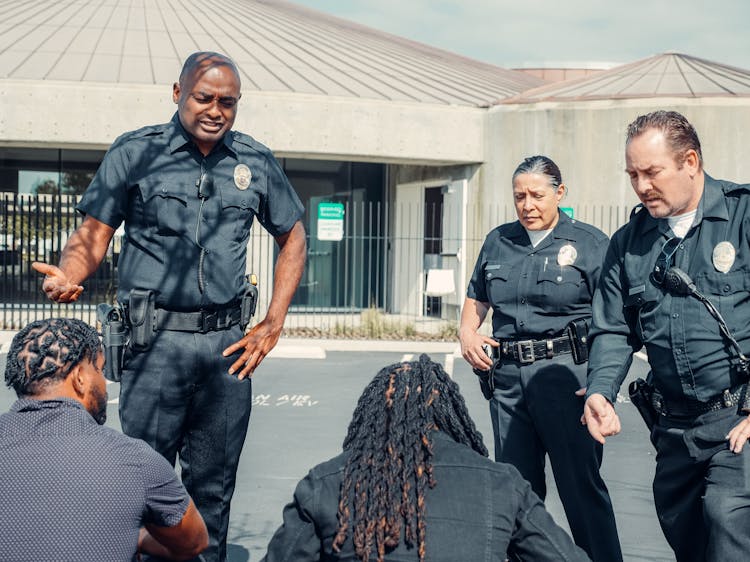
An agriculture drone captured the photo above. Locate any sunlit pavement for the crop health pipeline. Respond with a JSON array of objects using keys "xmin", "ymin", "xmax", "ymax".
[{"xmin": 0, "ymin": 343, "xmax": 672, "ymax": 561}]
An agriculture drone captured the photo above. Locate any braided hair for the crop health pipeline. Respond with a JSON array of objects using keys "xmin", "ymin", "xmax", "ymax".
[
  {"xmin": 332, "ymin": 354, "xmax": 487, "ymax": 562},
  {"xmin": 4, "ymin": 318, "xmax": 101, "ymax": 397}
]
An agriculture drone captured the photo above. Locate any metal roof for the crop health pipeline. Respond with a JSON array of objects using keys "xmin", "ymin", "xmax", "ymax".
[
  {"xmin": 0, "ymin": 0, "xmax": 543, "ymax": 107},
  {"xmin": 501, "ymin": 52, "xmax": 750, "ymax": 104}
]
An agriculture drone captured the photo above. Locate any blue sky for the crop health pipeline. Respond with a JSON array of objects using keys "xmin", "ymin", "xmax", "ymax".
[{"xmin": 292, "ymin": 0, "xmax": 750, "ymax": 70}]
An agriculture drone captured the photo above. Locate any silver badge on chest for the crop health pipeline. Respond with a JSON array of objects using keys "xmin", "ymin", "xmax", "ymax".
[
  {"xmin": 234, "ymin": 164, "xmax": 252, "ymax": 191},
  {"xmin": 712, "ymin": 241, "xmax": 736, "ymax": 273},
  {"xmin": 557, "ymin": 244, "xmax": 578, "ymax": 267}
]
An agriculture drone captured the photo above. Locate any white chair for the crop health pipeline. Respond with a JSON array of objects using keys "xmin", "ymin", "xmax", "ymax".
[
  {"xmin": 424, "ymin": 268, "xmax": 456, "ymax": 298},
  {"xmin": 424, "ymin": 269, "xmax": 457, "ymax": 321}
]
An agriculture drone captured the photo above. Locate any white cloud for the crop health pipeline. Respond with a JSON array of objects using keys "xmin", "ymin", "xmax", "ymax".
[{"xmin": 293, "ymin": 0, "xmax": 750, "ymax": 69}]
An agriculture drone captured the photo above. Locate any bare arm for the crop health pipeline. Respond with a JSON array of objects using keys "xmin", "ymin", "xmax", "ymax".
[
  {"xmin": 459, "ymin": 296, "xmax": 497, "ymax": 370},
  {"xmin": 32, "ymin": 215, "xmax": 115, "ymax": 303},
  {"xmin": 138, "ymin": 499, "xmax": 209, "ymax": 560},
  {"xmin": 223, "ymin": 220, "xmax": 307, "ymax": 378}
]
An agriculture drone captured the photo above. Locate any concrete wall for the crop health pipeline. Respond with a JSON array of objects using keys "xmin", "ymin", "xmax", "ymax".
[
  {"xmin": 481, "ymin": 97, "xmax": 750, "ymax": 236},
  {"xmin": 0, "ymin": 79, "xmax": 485, "ymax": 166}
]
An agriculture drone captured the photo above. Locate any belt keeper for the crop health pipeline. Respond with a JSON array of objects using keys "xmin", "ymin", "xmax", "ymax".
[{"xmin": 545, "ymin": 339, "xmax": 554, "ymax": 359}]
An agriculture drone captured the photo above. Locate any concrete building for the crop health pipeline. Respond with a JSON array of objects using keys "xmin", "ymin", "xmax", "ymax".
[{"xmin": 2, "ymin": 1, "xmax": 750, "ymax": 328}]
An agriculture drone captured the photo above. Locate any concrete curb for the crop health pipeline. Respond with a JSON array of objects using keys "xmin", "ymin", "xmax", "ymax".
[{"xmin": 0, "ymin": 331, "xmax": 459, "ymax": 358}]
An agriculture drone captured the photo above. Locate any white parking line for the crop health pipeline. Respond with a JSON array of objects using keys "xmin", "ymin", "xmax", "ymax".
[
  {"xmin": 444, "ymin": 353, "xmax": 454, "ymax": 377},
  {"xmin": 268, "ymin": 346, "xmax": 326, "ymax": 359}
]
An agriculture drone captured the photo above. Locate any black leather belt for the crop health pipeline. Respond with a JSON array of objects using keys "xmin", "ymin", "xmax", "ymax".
[
  {"xmin": 155, "ymin": 307, "xmax": 241, "ymax": 333},
  {"xmin": 492, "ymin": 335, "xmax": 573, "ymax": 364},
  {"xmin": 651, "ymin": 384, "xmax": 748, "ymax": 419}
]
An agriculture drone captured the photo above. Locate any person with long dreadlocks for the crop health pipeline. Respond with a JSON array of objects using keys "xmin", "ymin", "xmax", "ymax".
[{"xmin": 261, "ymin": 354, "xmax": 587, "ymax": 562}]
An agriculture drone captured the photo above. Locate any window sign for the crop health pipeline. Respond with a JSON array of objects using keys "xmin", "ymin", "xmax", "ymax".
[{"xmin": 317, "ymin": 202, "xmax": 345, "ymax": 241}]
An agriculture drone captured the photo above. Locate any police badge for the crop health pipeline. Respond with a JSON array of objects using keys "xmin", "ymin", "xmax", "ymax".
[
  {"xmin": 557, "ymin": 244, "xmax": 578, "ymax": 267},
  {"xmin": 234, "ymin": 164, "xmax": 252, "ymax": 191},
  {"xmin": 712, "ymin": 241, "xmax": 736, "ymax": 273}
]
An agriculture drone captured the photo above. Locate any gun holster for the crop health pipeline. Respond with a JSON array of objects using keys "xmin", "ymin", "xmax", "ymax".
[
  {"xmin": 474, "ymin": 344, "xmax": 500, "ymax": 401},
  {"xmin": 629, "ymin": 376, "xmax": 657, "ymax": 431},
  {"xmin": 128, "ymin": 289, "xmax": 156, "ymax": 351},
  {"xmin": 240, "ymin": 277, "xmax": 258, "ymax": 331},
  {"xmin": 566, "ymin": 317, "xmax": 590, "ymax": 365},
  {"xmin": 97, "ymin": 303, "xmax": 128, "ymax": 382}
]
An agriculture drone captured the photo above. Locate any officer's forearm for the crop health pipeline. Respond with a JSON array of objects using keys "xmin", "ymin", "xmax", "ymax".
[
  {"xmin": 266, "ymin": 221, "xmax": 307, "ymax": 328},
  {"xmin": 460, "ymin": 297, "xmax": 490, "ymax": 336},
  {"xmin": 58, "ymin": 216, "xmax": 115, "ymax": 283}
]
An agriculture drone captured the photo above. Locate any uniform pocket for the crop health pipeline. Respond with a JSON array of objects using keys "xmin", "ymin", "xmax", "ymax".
[
  {"xmin": 137, "ymin": 181, "xmax": 190, "ymax": 236},
  {"xmin": 697, "ymin": 269, "xmax": 748, "ymax": 332},
  {"xmin": 218, "ymin": 184, "xmax": 259, "ymax": 241},
  {"xmin": 484, "ymin": 263, "xmax": 512, "ymax": 305},
  {"xmin": 535, "ymin": 266, "xmax": 584, "ymax": 311}
]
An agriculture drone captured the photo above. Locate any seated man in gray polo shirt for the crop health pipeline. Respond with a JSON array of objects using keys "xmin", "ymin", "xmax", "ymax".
[{"xmin": 0, "ymin": 317, "xmax": 208, "ymax": 561}]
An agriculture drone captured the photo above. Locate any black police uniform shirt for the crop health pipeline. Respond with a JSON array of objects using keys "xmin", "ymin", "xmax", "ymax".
[
  {"xmin": 467, "ymin": 210, "xmax": 609, "ymax": 339},
  {"xmin": 587, "ymin": 174, "xmax": 750, "ymax": 404},
  {"xmin": 77, "ymin": 113, "xmax": 304, "ymax": 311}
]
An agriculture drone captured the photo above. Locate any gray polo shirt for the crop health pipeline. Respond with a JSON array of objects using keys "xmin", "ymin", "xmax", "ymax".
[{"xmin": 0, "ymin": 398, "xmax": 190, "ymax": 561}]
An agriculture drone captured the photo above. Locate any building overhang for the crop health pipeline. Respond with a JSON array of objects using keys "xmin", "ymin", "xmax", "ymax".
[{"xmin": 0, "ymin": 79, "xmax": 485, "ymax": 166}]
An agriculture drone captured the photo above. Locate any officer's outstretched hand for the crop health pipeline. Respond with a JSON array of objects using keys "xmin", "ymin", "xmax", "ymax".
[
  {"xmin": 32, "ymin": 262, "xmax": 84, "ymax": 303},
  {"xmin": 582, "ymin": 393, "xmax": 621, "ymax": 444},
  {"xmin": 459, "ymin": 329, "xmax": 498, "ymax": 371},
  {"xmin": 726, "ymin": 414, "xmax": 750, "ymax": 454},
  {"xmin": 222, "ymin": 319, "xmax": 282, "ymax": 380}
]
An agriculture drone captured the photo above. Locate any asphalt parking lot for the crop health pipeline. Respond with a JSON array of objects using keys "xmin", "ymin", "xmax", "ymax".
[{"xmin": 0, "ymin": 342, "xmax": 672, "ymax": 561}]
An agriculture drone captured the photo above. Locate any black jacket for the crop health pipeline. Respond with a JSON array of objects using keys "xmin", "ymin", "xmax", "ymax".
[{"xmin": 262, "ymin": 431, "xmax": 589, "ymax": 561}]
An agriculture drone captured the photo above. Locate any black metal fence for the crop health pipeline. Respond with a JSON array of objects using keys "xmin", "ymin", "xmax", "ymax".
[
  {"xmin": 1, "ymin": 194, "xmax": 118, "ymax": 329},
  {"xmin": 1, "ymin": 192, "xmax": 632, "ymax": 336}
]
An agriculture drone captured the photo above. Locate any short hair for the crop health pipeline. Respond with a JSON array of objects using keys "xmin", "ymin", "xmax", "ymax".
[
  {"xmin": 178, "ymin": 51, "xmax": 239, "ymax": 87},
  {"xmin": 512, "ymin": 155, "xmax": 563, "ymax": 189},
  {"xmin": 333, "ymin": 354, "xmax": 487, "ymax": 562},
  {"xmin": 4, "ymin": 318, "xmax": 101, "ymax": 397},
  {"xmin": 626, "ymin": 110, "xmax": 703, "ymax": 168}
]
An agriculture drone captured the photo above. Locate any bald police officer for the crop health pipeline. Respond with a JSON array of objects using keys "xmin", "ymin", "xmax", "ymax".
[
  {"xmin": 584, "ymin": 110, "xmax": 750, "ymax": 561},
  {"xmin": 33, "ymin": 52, "xmax": 306, "ymax": 562}
]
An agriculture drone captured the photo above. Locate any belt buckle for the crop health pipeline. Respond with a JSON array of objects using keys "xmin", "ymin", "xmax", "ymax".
[
  {"xmin": 200, "ymin": 310, "xmax": 218, "ymax": 333},
  {"xmin": 515, "ymin": 340, "xmax": 535, "ymax": 364}
]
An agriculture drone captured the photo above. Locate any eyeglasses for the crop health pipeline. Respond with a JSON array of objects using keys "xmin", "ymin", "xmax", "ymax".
[
  {"xmin": 189, "ymin": 92, "xmax": 239, "ymax": 109},
  {"xmin": 651, "ymin": 236, "xmax": 681, "ymax": 286}
]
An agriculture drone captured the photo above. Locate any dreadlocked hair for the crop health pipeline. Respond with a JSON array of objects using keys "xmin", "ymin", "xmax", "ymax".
[
  {"xmin": 332, "ymin": 353, "xmax": 487, "ymax": 562},
  {"xmin": 4, "ymin": 317, "xmax": 101, "ymax": 397}
]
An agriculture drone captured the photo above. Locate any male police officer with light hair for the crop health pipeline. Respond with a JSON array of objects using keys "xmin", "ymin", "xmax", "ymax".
[
  {"xmin": 584, "ymin": 110, "xmax": 750, "ymax": 561},
  {"xmin": 32, "ymin": 51, "xmax": 306, "ymax": 562}
]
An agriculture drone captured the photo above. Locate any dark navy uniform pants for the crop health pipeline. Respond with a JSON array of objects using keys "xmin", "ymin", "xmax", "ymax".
[
  {"xmin": 489, "ymin": 353, "xmax": 622, "ymax": 562},
  {"xmin": 651, "ymin": 408, "xmax": 750, "ymax": 562},
  {"xmin": 120, "ymin": 325, "xmax": 252, "ymax": 562}
]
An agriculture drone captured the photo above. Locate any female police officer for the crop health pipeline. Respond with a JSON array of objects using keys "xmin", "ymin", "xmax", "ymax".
[{"xmin": 459, "ymin": 155, "xmax": 622, "ymax": 562}]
